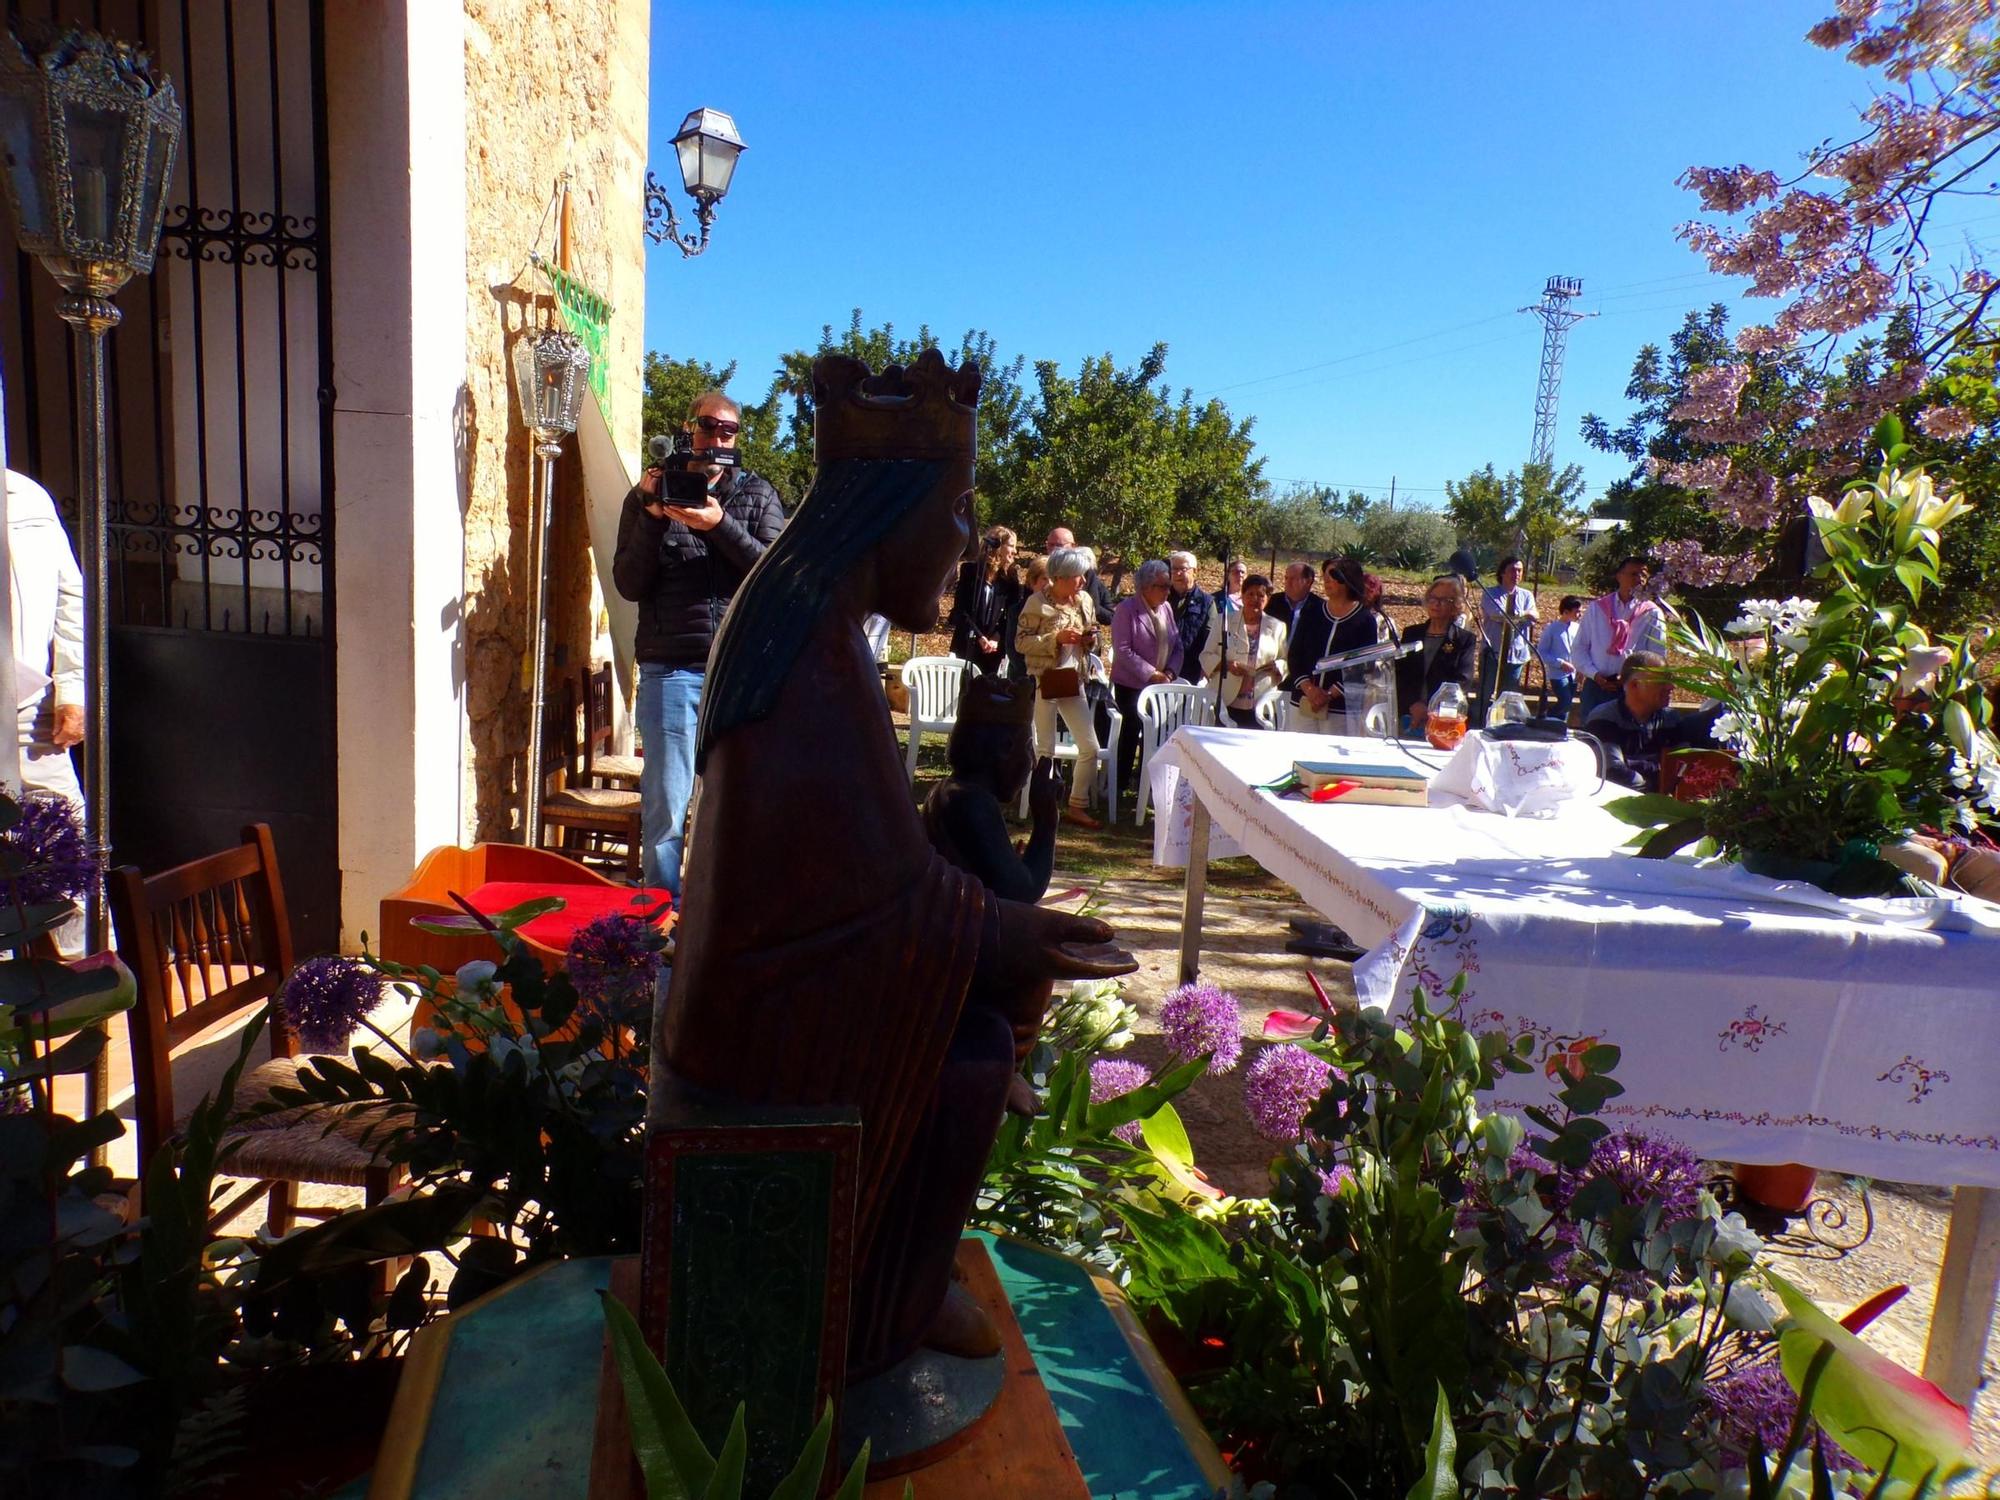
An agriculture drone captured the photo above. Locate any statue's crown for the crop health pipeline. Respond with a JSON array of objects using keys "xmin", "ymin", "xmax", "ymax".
[
  {"xmin": 957, "ymin": 673, "xmax": 1035, "ymax": 729},
  {"xmin": 813, "ymin": 348, "xmax": 981, "ymax": 465}
]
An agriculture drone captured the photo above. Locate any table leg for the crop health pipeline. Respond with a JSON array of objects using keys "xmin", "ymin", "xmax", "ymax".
[
  {"xmin": 1178, "ymin": 795, "xmax": 1210, "ymax": 986},
  {"xmin": 1922, "ymin": 1185, "xmax": 2000, "ymax": 1407}
]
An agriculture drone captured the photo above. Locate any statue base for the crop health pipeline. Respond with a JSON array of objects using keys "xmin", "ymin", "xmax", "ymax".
[
  {"xmin": 589, "ymin": 1241, "xmax": 1087, "ymax": 1498},
  {"xmin": 365, "ymin": 1237, "xmax": 1224, "ymax": 1500}
]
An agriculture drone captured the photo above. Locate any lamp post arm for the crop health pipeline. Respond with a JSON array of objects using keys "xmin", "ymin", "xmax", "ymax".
[{"xmin": 643, "ymin": 170, "xmax": 717, "ymax": 259}]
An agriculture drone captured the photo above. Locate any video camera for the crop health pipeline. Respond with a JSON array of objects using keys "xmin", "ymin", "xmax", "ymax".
[{"xmin": 646, "ymin": 429, "xmax": 740, "ymax": 505}]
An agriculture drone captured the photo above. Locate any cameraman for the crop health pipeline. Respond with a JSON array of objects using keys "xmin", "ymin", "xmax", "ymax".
[{"xmin": 612, "ymin": 390, "xmax": 783, "ymax": 895}]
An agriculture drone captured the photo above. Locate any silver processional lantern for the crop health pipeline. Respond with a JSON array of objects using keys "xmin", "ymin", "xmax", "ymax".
[
  {"xmin": 512, "ymin": 329, "xmax": 591, "ymax": 847},
  {"xmin": 0, "ymin": 27, "xmax": 181, "ymax": 953},
  {"xmin": 645, "ymin": 106, "xmax": 745, "ymax": 258}
]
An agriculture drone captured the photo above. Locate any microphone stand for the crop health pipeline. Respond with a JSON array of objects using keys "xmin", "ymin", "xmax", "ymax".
[{"xmin": 1214, "ymin": 535, "xmax": 1230, "ymax": 727}]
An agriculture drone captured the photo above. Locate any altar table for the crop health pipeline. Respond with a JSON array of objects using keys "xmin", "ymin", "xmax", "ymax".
[{"xmin": 1149, "ymin": 724, "xmax": 2000, "ymax": 1406}]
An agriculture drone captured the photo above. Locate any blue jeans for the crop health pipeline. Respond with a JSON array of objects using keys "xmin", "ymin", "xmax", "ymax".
[
  {"xmin": 1546, "ymin": 674, "xmax": 1577, "ymax": 722},
  {"xmin": 636, "ymin": 664, "xmax": 703, "ymax": 894}
]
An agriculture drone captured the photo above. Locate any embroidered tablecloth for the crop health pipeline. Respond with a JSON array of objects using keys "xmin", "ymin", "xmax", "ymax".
[{"xmin": 1149, "ymin": 725, "xmax": 2000, "ymax": 1191}]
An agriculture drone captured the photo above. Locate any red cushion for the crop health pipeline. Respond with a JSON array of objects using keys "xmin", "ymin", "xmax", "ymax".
[{"xmin": 465, "ymin": 880, "xmax": 673, "ymax": 951}]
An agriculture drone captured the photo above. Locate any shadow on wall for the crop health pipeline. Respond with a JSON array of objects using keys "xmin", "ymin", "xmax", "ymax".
[{"xmin": 463, "ymin": 280, "xmax": 596, "ymax": 846}]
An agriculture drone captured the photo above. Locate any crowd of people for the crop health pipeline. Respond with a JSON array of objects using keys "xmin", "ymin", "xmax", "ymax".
[{"xmin": 612, "ymin": 388, "xmax": 1700, "ymax": 863}]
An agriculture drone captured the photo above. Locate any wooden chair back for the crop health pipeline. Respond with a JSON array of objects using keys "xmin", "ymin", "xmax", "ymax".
[
  {"xmin": 580, "ymin": 661, "xmax": 617, "ymax": 782},
  {"xmin": 108, "ymin": 823, "xmax": 297, "ymax": 1168},
  {"xmin": 542, "ymin": 673, "xmax": 584, "ymax": 795}
]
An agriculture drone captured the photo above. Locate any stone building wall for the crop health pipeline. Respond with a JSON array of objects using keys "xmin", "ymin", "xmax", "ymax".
[{"xmin": 460, "ymin": 0, "xmax": 650, "ymax": 841}]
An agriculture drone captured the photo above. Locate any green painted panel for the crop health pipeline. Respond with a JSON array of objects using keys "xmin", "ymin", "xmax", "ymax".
[
  {"xmin": 412, "ymin": 1257, "xmax": 613, "ymax": 1499},
  {"xmin": 981, "ymin": 1234, "xmax": 1218, "ymax": 1500}
]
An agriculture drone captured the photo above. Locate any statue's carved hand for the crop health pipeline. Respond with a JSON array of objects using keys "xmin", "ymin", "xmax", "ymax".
[
  {"xmin": 990, "ymin": 900, "xmax": 1136, "ymax": 989},
  {"xmin": 1027, "ymin": 755, "xmax": 1060, "ymax": 828}
]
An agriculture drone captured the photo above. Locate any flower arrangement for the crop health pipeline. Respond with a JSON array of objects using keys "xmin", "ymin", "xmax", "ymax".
[{"xmin": 1612, "ymin": 419, "xmax": 1998, "ymax": 889}]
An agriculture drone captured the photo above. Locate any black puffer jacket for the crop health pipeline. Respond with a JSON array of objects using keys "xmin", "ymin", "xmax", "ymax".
[{"xmin": 611, "ymin": 471, "xmax": 785, "ymax": 669}]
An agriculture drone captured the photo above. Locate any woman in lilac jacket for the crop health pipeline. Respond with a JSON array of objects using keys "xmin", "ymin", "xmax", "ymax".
[{"xmin": 1110, "ymin": 558, "xmax": 1183, "ymax": 802}]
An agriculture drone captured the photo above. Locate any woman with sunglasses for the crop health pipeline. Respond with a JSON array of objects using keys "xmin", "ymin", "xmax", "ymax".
[{"xmin": 1396, "ymin": 574, "xmax": 1479, "ymax": 733}]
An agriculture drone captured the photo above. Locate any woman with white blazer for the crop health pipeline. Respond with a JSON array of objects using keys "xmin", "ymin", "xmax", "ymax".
[{"xmin": 1199, "ymin": 572, "xmax": 1288, "ymax": 727}]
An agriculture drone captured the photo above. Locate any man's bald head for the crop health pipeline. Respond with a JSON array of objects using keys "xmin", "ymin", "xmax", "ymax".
[{"xmin": 1044, "ymin": 526, "xmax": 1075, "ymax": 553}]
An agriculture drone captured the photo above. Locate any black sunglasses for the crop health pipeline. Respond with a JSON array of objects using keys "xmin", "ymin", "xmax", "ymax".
[{"xmin": 696, "ymin": 415, "xmax": 740, "ymax": 437}]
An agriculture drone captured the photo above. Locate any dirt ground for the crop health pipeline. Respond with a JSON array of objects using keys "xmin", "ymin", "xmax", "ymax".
[{"xmin": 1066, "ymin": 867, "xmax": 2000, "ymax": 1457}]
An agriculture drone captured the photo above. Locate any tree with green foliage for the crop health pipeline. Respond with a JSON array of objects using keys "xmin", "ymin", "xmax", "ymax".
[
  {"xmin": 1008, "ymin": 344, "xmax": 1262, "ymax": 578},
  {"xmin": 1443, "ymin": 464, "xmax": 1515, "ymax": 562},
  {"xmin": 640, "ymin": 319, "xmax": 1261, "ymax": 576}
]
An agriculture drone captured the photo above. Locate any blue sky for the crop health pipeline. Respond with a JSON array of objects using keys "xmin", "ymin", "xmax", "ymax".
[{"xmin": 641, "ymin": 2, "xmax": 1950, "ymax": 509}]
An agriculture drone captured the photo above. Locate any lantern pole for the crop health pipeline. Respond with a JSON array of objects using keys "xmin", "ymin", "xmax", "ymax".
[
  {"xmin": 61, "ymin": 288, "xmax": 120, "ymax": 948},
  {"xmin": 522, "ymin": 424, "xmax": 562, "ymax": 848},
  {"xmin": 515, "ymin": 328, "xmax": 589, "ymax": 849}
]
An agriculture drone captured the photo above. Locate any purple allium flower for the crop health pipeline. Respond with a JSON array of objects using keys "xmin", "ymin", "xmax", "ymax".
[
  {"xmin": 278, "ymin": 956, "xmax": 385, "ymax": 1054},
  {"xmin": 1242, "ymin": 1044, "xmax": 1336, "ymax": 1141},
  {"xmin": 565, "ymin": 913, "xmax": 665, "ymax": 1027},
  {"xmin": 1705, "ymin": 1361, "xmax": 1862, "ymax": 1473},
  {"xmin": 0, "ymin": 792, "xmax": 101, "ymax": 905},
  {"xmin": 1159, "ymin": 981, "xmax": 1243, "ymax": 1074},
  {"xmin": 1565, "ymin": 1131, "xmax": 1706, "ymax": 1222},
  {"xmin": 1089, "ymin": 1057, "xmax": 1151, "ymax": 1144},
  {"xmin": 1317, "ymin": 1164, "xmax": 1353, "ymax": 1196}
]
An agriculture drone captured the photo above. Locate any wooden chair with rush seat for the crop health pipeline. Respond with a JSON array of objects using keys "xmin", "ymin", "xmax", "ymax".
[
  {"xmin": 539, "ymin": 674, "xmax": 644, "ymax": 879},
  {"xmin": 578, "ymin": 660, "xmax": 641, "ymax": 790},
  {"xmin": 108, "ymin": 823, "xmax": 402, "ymax": 1233}
]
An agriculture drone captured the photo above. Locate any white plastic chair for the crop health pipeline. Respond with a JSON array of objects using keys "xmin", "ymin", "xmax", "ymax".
[
  {"xmin": 1362, "ymin": 701, "xmax": 1391, "ymax": 737},
  {"xmin": 901, "ymin": 656, "xmax": 970, "ymax": 783},
  {"xmin": 1018, "ymin": 702, "xmax": 1121, "ymax": 819},
  {"xmin": 1253, "ymin": 689, "xmax": 1289, "ymax": 731},
  {"xmin": 1134, "ymin": 682, "xmax": 1218, "ymax": 827}
]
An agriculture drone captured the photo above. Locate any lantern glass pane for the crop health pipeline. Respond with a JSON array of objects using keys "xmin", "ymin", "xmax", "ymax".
[
  {"xmin": 136, "ymin": 121, "xmax": 174, "ymax": 253},
  {"xmin": 62, "ymin": 99, "xmax": 129, "ymax": 246},
  {"xmin": 674, "ymin": 131, "xmax": 703, "ymax": 197},
  {"xmin": 699, "ymin": 136, "xmax": 740, "ymax": 198},
  {"xmin": 0, "ymin": 90, "xmax": 50, "ymax": 236}
]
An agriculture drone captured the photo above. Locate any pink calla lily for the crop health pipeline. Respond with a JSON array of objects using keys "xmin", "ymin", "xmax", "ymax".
[
  {"xmin": 1768, "ymin": 1271, "xmax": 1973, "ymax": 1482},
  {"xmin": 1262, "ymin": 1009, "xmax": 1323, "ymax": 1040}
]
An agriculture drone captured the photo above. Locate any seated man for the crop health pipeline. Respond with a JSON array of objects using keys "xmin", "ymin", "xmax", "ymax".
[{"xmin": 1583, "ymin": 650, "xmax": 1723, "ymax": 790}]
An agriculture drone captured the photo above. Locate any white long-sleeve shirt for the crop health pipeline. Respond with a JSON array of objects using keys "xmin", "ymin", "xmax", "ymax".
[
  {"xmin": 1571, "ymin": 590, "xmax": 1665, "ymax": 682},
  {"xmin": 8, "ymin": 469, "xmax": 84, "ymax": 712}
]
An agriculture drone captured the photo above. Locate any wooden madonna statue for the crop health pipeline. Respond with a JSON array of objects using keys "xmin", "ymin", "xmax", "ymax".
[{"xmin": 651, "ymin": 350, "xmax": 1134, "ymax": 1390}]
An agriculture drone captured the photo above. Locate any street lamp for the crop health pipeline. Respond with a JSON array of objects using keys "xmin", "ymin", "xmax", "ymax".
[
  {"xmin": 512, "ymin": 327, "xmax": 591, "ymax": 848},
  {"xmin": 644, "ymin": 106, "xmax": 744, "ymax": 258},
  {"xmin": 0, "ymin": 27, "xmax": 181, "ymax": 949}
]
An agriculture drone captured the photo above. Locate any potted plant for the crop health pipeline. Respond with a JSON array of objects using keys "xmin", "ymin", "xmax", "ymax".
[{"xmin": 1610, "ymin": 418, "xmax": 1999, "ymax": 893}]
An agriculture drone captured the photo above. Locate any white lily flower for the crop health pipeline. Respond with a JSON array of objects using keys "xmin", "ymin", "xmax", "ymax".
[
  {"xmin": 455, "ymin": 958, "xmax": 500, "ymax": 995},
  {"xmin": 1895, "ymin": 645, "xmax": 1952, "ymax": 699},
  {"xmin": 1944, "ymin": 700, "xmax": 1979, "ymax": 758}
]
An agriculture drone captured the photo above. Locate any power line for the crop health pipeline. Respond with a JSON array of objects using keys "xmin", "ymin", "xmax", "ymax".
[{"xmin": 1196, "ymin": 309, "xmax": 1521, "ymax": 396}]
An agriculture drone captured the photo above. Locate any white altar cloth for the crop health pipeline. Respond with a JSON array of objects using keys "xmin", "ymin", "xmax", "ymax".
[{"xmin": 1148, "ymin": 725, "xmax": 2000, "ymax": 1193}]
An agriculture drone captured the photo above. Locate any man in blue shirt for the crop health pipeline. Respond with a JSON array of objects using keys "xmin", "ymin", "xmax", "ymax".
[{"xmin": 1536, "ymin": 594, "xmax": 1583, "ymax": 722}]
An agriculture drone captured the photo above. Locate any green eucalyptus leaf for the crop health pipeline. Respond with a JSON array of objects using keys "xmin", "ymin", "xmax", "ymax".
[
  {"xmin": 61, "ymin": 1345, "xmax": 146, "ymax": 1392},
  {"xmin": 0, "ymin": 958, "xmax": 120, "ymax": 1010}
]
